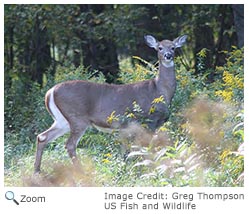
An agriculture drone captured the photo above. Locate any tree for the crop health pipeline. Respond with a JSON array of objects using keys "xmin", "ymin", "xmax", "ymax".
[
  {"xmin": 214, "ymin": 5, "xmax": 238, "ymax": 69},
  {"xmin": 4, "ymin": 5, "xmax": 52, "ymax": 87},
  {"xmin": 232, "ymin": 4, "xmax": 244, "ymax": 48}
]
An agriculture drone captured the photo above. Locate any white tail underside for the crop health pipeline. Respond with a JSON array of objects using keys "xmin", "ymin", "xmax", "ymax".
[{"xmin": 37, "ymin": 87, "xmax": 70, "ymax": 142}]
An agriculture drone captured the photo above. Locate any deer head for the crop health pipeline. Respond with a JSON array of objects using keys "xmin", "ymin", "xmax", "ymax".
[{"xmin": 144, "ymin": 34, "xmax": 187, "ymax": 67}]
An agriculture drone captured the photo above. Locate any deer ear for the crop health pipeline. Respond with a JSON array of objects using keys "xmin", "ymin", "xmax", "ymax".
[
  {"xmin": 173, "ymin": 35, "xmax": 188, "ymax": 48},
  {"xmin": 144, "ymin": 35, "xmax": 158, "ymax": 50}
]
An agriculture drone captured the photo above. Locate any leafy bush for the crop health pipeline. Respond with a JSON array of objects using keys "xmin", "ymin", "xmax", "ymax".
[{"xmin": 214, "ymin": 47, "xmax": 244, "ymax": 103}]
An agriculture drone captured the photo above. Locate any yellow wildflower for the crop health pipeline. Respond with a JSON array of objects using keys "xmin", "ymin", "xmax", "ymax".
[
  {"xmin": 222, "ymin": 71, "xmax": 234, "ymax": 86},
  {"xmin": 104, "ymin": 153, "xmax": 112, "ymax": 158},
  {"xmin": 197, "ymin": 48, "xmax": 207, "ymax": 58},
  {"xmin": 235, "ymin": 76, "xmax": 244, "ymax": 89},
  {"xmin": 102, "ymin": 159, "xmax": 110, "ymax": 164},
  {"xmin": 215, "ymin": 90, "xmax": 233, "ymax": 102},
  {"xmin": 158, "ymin": 126, "xmax": 167, "ymax": 132},
  {"xmin": 152, "ymin": 95, "xmax": 165, "ymax": 104},
  {"xmin": 126, "ymin": 112, "xmax": 136, "ymax": 118},
  {"xmin": 149, "ymin": 106, "xmax": 156, "ymax": 114},
  {"xmin": 141, "ymin": 123, "xmax": 149, "ymax": 129},
  {"xmin": 106, "ymin": 111, "xmax": 119, "ymax": 124},
  {"xmin": 220, "ymin": 150, "xmax": 231, "ymax": 165},
  {"xmin": 180, "ymin": 76, "xmax": 188, "ymax": 87}
]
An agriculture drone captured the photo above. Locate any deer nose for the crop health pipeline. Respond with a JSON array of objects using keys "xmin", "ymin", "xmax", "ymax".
[{"xmin": 164, "ymin": 53, "xmax": 172, "ymax": 60}]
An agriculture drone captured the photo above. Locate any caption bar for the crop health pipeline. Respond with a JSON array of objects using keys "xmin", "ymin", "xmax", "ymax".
[{"xmin": 104, "ymin": 191, "xmax": 244, "ymax": 211}]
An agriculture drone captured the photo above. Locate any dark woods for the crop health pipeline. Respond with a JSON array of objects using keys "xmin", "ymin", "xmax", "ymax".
[{"xmin": 5, "ymin": 4, "xmax": 243, "ymax": 86}]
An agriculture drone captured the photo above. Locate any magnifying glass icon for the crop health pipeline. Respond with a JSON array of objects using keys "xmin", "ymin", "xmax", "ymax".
[{"xmin": 5, "ymin": 191, "xmax": 19, "ymax": 205}]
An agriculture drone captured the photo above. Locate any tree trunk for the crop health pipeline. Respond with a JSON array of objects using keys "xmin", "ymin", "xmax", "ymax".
[
  {"xmin": 214, "ymin": 5, "xmax": 238, "ymax": 68},
  {"xmin": 232, "ymin": 4, "xmax": 244, "ymax": 48},
  {"xmin": 9, "ymin": 26, "xmax": 14, "ymax": 69},
  {"xmin": 79, "ymin": 5, "xmax": 119, "ymax": 82},
  {"xmin": 31, "ymin": 15, "xmax": 51, "ymax": 86}
]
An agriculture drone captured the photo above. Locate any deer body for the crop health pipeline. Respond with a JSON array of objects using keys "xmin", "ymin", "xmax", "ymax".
[{"xmin": 34, "ymin": 34, "xmax": 187, "ymax": 173}]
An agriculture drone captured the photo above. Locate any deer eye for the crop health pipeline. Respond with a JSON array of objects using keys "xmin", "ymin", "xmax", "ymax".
[
  {"xmin": 171, "ymin": 46, "xmax": 175, "ymax": 51},
  {"xmin": 158, "ymin": 46, "xmax": 163, "ymax": 51}
]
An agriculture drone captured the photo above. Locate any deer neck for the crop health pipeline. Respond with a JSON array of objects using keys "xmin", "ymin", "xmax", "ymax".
[{"xmin": 155, "ymin": 62, "xmax": 176, "ymax": 104}]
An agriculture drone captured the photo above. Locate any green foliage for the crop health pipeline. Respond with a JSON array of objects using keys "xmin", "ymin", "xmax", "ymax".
[
  {"xmin": 214, "ymin": 47, "xmax": 244, "ymax": 103},
  {"xmin": 55, "ymin": 65, "xmax": 106, "ymax": 83},
  {"xmin": 118, "ymin": 56, "xmax": 157, "ymax": 83}
]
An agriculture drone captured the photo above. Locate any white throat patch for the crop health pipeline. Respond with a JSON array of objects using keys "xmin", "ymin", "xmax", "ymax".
[{"xmin": 162, "ymin": 60, "xmax": 174, "ymax": 68}]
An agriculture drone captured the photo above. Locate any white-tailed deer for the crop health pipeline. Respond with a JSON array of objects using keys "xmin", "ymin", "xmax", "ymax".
[{"xmin": 34, "ymin": 34, "xmax": 187, "ymax": 173}]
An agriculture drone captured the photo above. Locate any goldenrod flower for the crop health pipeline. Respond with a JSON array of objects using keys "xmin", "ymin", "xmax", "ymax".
[
  {"xmin": 106, "ymin": 111, "xmax": 119, "ymax": 124},
  {"xmin": 104, "ymin": 153, "xmax": 112, "ymax": 158},
  {"xmin": 102, "ymin": 159, "xmax": 110, "ymax": 164},
  {"xmin": 152, "ymin": 95, "xmax": 165, "ymax": 104}
]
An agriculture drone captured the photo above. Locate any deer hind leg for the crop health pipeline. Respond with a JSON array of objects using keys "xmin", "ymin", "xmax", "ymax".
[
  {"xmin": 34, "ymin": 121, "xmax": 70, "ymax": 173},
  {"xmin": 34, "ymin": 87, "xmax": 70, "ymax": 173},
  {"xmin": 65, "ymin": 121, "xmax": 89, "ymax": 167}
]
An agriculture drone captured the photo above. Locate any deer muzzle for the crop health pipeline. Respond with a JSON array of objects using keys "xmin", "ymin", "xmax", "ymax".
[{"xmin": 164, "ymin": 52, "xmax": 173, "ymax": 61}]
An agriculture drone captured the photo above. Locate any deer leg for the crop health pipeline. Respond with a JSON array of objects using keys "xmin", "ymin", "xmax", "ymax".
[
  {"xmin": 65, "ymin": 122, "xmax": 88, "ymax": 167},
  {"xmin": 34, "ymin": 121, "xmax": 70, "ymax": 173},
  {"xmin": 34, "ymin": 140, "xmax": 47, "ymax": 174}
]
